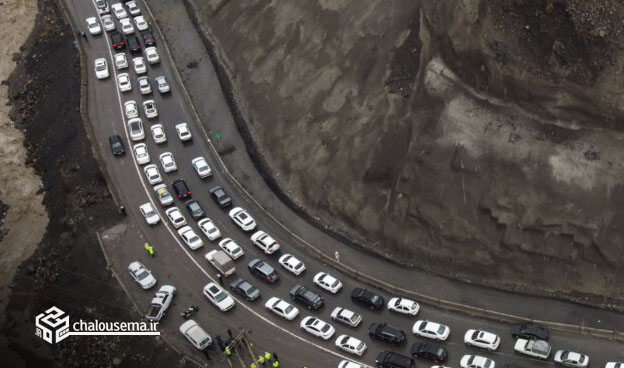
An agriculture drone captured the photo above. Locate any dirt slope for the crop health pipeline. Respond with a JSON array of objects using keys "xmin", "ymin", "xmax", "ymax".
[{"xmin": 191, "ymin": 0, "xmax": 624, "ymax": 306}]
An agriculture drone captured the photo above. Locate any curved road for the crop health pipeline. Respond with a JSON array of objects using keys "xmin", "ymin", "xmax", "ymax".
[{"xmin": 61, "ymin": 0, "xmax": 623, "ymax": 367}]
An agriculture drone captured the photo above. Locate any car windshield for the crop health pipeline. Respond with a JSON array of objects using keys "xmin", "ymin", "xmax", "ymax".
[
  {"xmin": 238, "ymin": 212, "xmax": 248, "ymax": 220},
  {"xmin": 284, "ymin": 305, "xmax": 293, "ymax": 314},
  {"xmin": 189, "ymin": 235, "xmax": 199, "ymax": 243},
  {"xmin": 437, "ymin": 325, "xmax": 446, "ymax": 334},
  {"xmin": 215, "ymin": 291, "xmax": 228, "ymax": 302},
  {"xmin": 199, "ymin": 164, "xmax": 208, "ymax": 171},
  {"xmin": 371, "ymin": 295, "xmax": 379, "ymax": 303},
  {"xmin": 145, "ymin": 209, "xmax": 155, "ymax": 217},
  {"xmin": 137, "ymin": 270, "xmax": 149, "ymax": 280},
  {"xmin": 331, "ymin": 279, "xmax": 340, "ymax": 287},
  {"xmin": 348, "ymin": 313, "xmax": 359, "ymax": 323},
  {"xmin": 484, "ymin": 360, "xmax": 492, "ymax": 368},
  {"xmin": 320, "ymin": 324, "xmax": 330, "ymax": 333},
  {"xmin": 294, "ymin": 262, "xmax": 303, "ymax": 270},
  {"xmin": 96, "ymin": 64, "xmax": 106, "ymax": 71},
  {"xmin": 357, "ymin": 341, "xmax": 364, "ymax": 350}
]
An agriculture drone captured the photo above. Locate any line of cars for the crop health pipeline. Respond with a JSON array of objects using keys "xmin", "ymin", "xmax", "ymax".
[{"xmin": 92, "ymin": 3, "xmax": 621, "ymax": 368}]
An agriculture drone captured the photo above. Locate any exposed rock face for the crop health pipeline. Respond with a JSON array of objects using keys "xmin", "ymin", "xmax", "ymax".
[{"xmin": 192, "ymin": 0, "xmax": 624, "ymax": 304}]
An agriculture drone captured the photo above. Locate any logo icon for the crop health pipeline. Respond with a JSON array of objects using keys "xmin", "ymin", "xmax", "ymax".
[{"xmin": 35, "ymin": 306, "xmax": 70, "ymax": 344}]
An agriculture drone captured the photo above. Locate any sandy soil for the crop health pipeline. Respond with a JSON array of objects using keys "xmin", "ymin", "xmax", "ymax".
[{"xmin": 0, "ymin": 1, "xmax": 45, "ymax": 366}]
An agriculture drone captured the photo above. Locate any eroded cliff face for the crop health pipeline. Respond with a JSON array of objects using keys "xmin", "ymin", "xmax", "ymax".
[{"xmin": 192, "ymin": 0, "xmax": 624, "ymax": 305}]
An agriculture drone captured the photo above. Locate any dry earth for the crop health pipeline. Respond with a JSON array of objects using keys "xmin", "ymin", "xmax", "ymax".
[{"xmin": 189, "ymin": 0, "xmax": 624, "ymax": 307}]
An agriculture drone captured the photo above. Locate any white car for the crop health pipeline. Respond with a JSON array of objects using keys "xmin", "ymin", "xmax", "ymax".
[
  {"xmin": 412, "ymin": 320, "xmax": 451, "ymax": 341},
  {"xmin": 300, "ymin": 316, "xmax": 335, "ymax": 340},
  {"xmin": 114, "ymin": 53, "xmax": 128, "ymax": 69},
  {"xmin": 111, "ymin": 3, "xmax": 128, "ymax": 19},
  {"xmin": 117, "ymin": 73, "xmax": 132, "ymax": 92},
  {"xmin": 387, "ymin": 297, "xmax": 420, "ymax": 316},
  {"xmin": 165, "ymin": 207, "xmax": 187, "ymax": 228},
  {"xmin": 554, "ymin": 350, "xmax": 589, "ymax": 368},
  {"xmin": 133, "ymin": 143, "xmax": 150, "ymax": 165},
  {"xmin": 153, "ymin": 184, "xmax": 173, "ymax": 206},
  {"xmin": 159, "ymin": 152, "xmax": 177, "ymax": 172},
  {"xmin": 95, "ymin": 0, "xmax": 109, "ymax": 15},
  {"xmin": 250, "ymin": 230, "xmax": 279, "ymax": 253},
  {"xmin": 134, "ymin": 15, "xmax": 148, "ymax": 31},
  {"xmin": 94, "ymin": 58, "xmax": 109, "ymax": 79},
  {"xmin": 460, "ymin": 355, "xmax": 495, "ymax": 368},
  {"xmin": 330, "ymin": 307, "xmax": 362, "ymax": 327},
  {"xmin": 215, "ymin": 238, "xmax": 242, "ymax": 259},
  {"xmin": 127, "ymin": 118, "xmax": 145, "ymax": 141},
  {"xmin": 178, "ymin": 226, "xmax": 204, "ymax": 250},
  {"xmin": 128, "ymin": 261, "xmax": 156, "ymax": 289},
  {"xmin": 119, "ymin": 18, "xmax": 134, "ymax": 35},
  {"xmin": 179, "ymin": 320, "xmax": 211, "ymax": 350},
  {"xmin": 338, "ymin": 361, "xmax": 365, "ymax": 368},
  {"xmin": 203, "ymin": 282, "xmax": 235, "ymax": 312},
  {"xmin": 126, "ymin": 1, "xmax": 141, "ymax": 16},
  {"xmin": 124, "ymin": 100, "xmax": 139, "ymax": 118},
  {"xmin": 313, "ymin": 272, "xmax": 342, "ymax": 294},
  {"xmin": 606, "ymin": 363, "xmax": 624, "ymax": 368},
  {"xmin": 150, "ymin": 124, "xmax": 166, "ymax": 144},
  {"xmin": 175, "ymin": 123, "xmax": 192, "ymax": 141},
  {"xmin": 133, "ymin": 56, "xmax": 147, "ymax": 74},
  {"xmin": 464, "ymin": 329, "xmax": 500, "ymax": 351},
  {"xmin": 197, "ymin": 218, "xmax": 221, "ymax": 241},
  {"xmin": 145, "ymin": 46, "xmax": 160, "ymax": 64},
  {"xmin": 334, "ymin": 335, "xmax": 366, "ymax": 356},
  {"xmin": 86, "ymin": 17, "xmax": 101, "ymax": 35},
  {"xmin": 143, "ymin": 100, "xmax": 158, "ymax": 118},
  {"xmin": 191, "ymin": 156, "xmax": 212, "ymax": 178},
  {"xmin": 137, "ymin": 76, "xmax": 152, "ymax": 94},
  {"xmin": 139, "ymin": 202, "xmax": 160, "ymax": 225},
  {"xmin": 101, "ymin": 14, "xmax": 115, "ymax": 32},
  {"xmin": 265, "ymin": 297, "xmax": 299, "ymax": 320},
  {"xmin": 143, "ymin": 164, "xmax": 162, "ymax": 185},
  {"xmin": 278, "ymin": 254, "xmax": 306, "ymax": 275},
  {"xmin": 155, "ymin": 76, "xmax": 170, "ymax": 93}
]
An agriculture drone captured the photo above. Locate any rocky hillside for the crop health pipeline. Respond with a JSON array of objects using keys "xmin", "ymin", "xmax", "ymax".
[{"xmin": 190, "ymin": 0, "xmax": 624, "ymax": 306}]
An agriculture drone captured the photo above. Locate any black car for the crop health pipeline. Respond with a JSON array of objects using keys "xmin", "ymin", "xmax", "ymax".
[
  {"xmin": 510, "ymin": 324, "xmax": 549, "ymax": 341},
  {"xmin": 229, "ymin": 278, "xmax": 260, "ymax": 301},
  {"xmin": 141, "ymin": 30, "xmax": 156, "ymax": 47},
  {"xmin": 248, "ymin": 258, "xmax": 279, "ymax": 284},
  {"xmin": 289, "ymin": 285, "xmax": 324, "ymax": 310},
  {"xmin": 109, "ymin": 32, "xmax": 125, "ymax": 50},
  {"xmin": 185, "ymin": 199, "xmax": 205, "ymax": 220},
  {"xmin": 375, "ymin": 351, "xmax": 416, "ymax": 368},
  {"xmin": 108, "ymin": 135, "xmax": 125, "ymax": 156},
  {"xmin": 127, "ymin": 35, "xmax": 142, "ymax": 54},
  {"xmin": 210, "ymin": 186, "xmax": 232, "ymax": 208},
  {"xmin": 368, "ymin": 323, "xmax": 405, "ymax": 344},
  {"xmin": 172, "ymin": 179, "xmax": 191, "ymax": 199},
  {"xmin": 351, "ymin": 288, "xmax": 384, "ymax": 309},
  {"xmin": 410, "ymin": 341, "xmax": 448, "ymax": 363}
]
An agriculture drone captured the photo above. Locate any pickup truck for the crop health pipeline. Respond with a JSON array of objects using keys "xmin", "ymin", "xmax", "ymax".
[
  {"xmin": 514, "ymin": 338, "xmax": 551, "ymax": 360},
  {"xmin": 205, "ymin": 250, "xmax": 236, "ymax": 277},
  {"xmin": 145, "ymin": 285, "xmax": 176, "ymax": 322}
]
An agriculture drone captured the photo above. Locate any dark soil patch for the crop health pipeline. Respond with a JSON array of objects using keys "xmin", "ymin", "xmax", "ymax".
[{"xmin": 2, "ymin": 1, "xmax": 184, "ymax": 367}]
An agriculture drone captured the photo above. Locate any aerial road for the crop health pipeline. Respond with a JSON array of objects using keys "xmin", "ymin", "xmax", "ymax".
[{"xmin": 60, "ymin": 0, "xmax": 624, "ymax": 367}]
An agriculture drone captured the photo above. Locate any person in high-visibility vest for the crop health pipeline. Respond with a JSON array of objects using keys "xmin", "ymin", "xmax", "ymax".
[
  {"xmin": 264, "ymin": 352, "xmax": 271, "ymax": 361},
  {"xmin": 250, "ymin": 364, "xmax": 256, "ymax": 368},
  {"xmin": 258, "ymin": 355, "xmax": 265, "ymax": 365},
  {"xmin": 272, "ymin": 360, "xmax": 279, "ymax": 368},
  {"xmin": 144, "ymin": 243, "xmax": 154, "ymax": 257},
  {"xmin": 225, "ymin": 346, "xmax": 231, "ymax": 356}
]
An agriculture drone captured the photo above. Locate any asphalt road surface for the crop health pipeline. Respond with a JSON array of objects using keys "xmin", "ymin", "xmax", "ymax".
[{"xmin": 61, "ymin": 0, "xmax": 624, "ymax": 367}]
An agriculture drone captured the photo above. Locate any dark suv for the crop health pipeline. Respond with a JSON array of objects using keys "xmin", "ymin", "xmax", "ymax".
[
  {"xmin": 108, "ymin": 135, "xmax": 125, "ymax": 156},
  {"xmin": 185, "ymin": 199, "xmax": 205, "ymax": 220},
  {"xmin": 289, "ymin": 285, "xmax": 324, "ymax": 310},
  {"xmin": 109, "ymin": 32, "xmax": 125, "ymax": 50},
  {"xmin": 369, "ymin": 323, "xmax": 405, "ymax": 344},
  {"xmin": 410, "ymin": 341, "xmax": 448, "ymax": 363},
  {"xmin": 210, "ymin": 186, "xmax": 232, "ymax": 208},
  {"xmin": 141, "ymin": 30, "xmax": 156, "ymax": 47},
  {"xmin": 375, "ymin": 351, "xmax": 415, "ymax": 368},
  {"xmin": 510, "ymin": 324, "xmax": 549, "ymax": 340},
  {"xmin": 172, "ymin": 179, "xmax": 191, "ymax": 199},
  {"xmin": 351, "ymin": 288, "xmax": 384, "ymax": 309},
  {"xmin": 248, "ymin": 259, "xmax": 279, "ymax": 284},
  {"xmin": 127, "ymin": 35, "xmax": 142, "ymax": 54}
]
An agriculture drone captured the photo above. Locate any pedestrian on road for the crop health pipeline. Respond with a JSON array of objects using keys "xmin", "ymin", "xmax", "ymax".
[
  {"xmin": 217, "ymin": 273, "xmax": 223, "ymax": 286},
  {"xmin": 258, "ymin": 355, "xmax": 265, "ymax": 366},
  {"xmin": 227, "ymin": 328, "xmax": 233, "ymax": 338},
  {"xmin": 81, "ymin": 31, "xmax": 88, "ymax": 42},
  {"xmin": 272, "ymin": 360, "xmax": 279, "ymax": 368},
  {"xmin": 144, "ymin": 243, "xmax": 154, "ymax": 257},
  {"xmin": 264, "ymin": 352, "xmax": 271, "ymax": 362},
  {"xmin": 273, "ymin": 353, "xmax": 279, "ymax": 362},
  {"xmin": 119, "ymin": 206, "xmax": 126, "ymax": 216}
]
